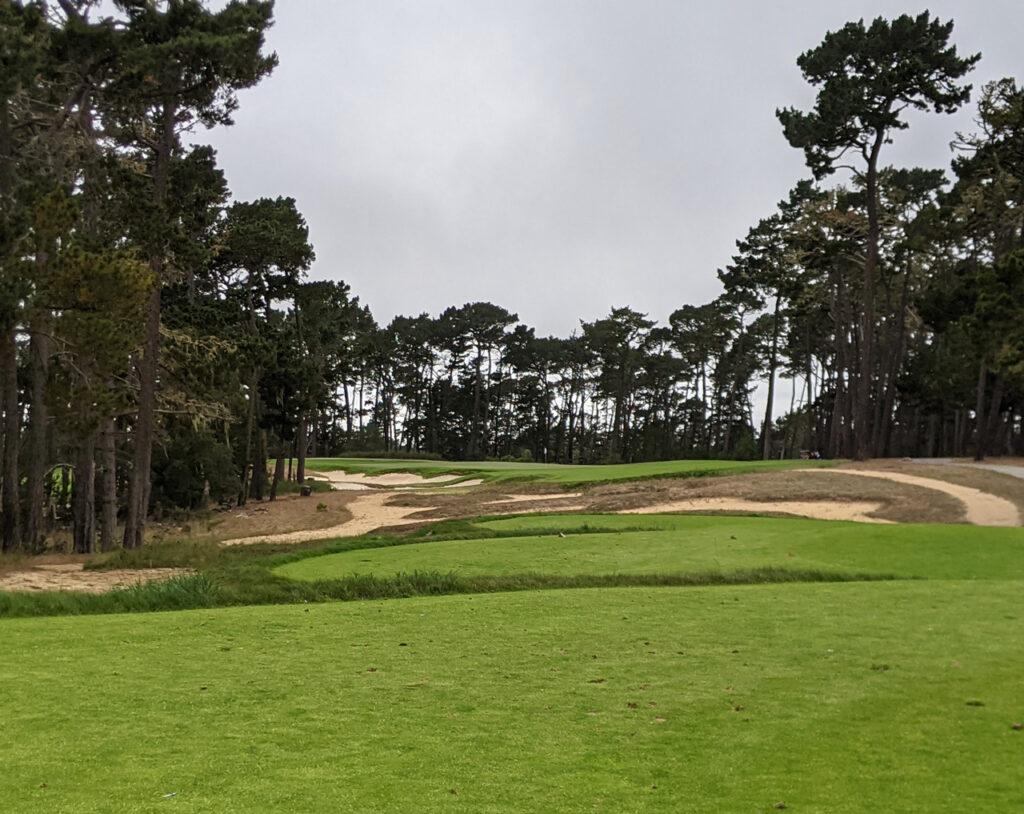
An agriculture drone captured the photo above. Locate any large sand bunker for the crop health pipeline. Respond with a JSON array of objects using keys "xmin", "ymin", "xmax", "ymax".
[{"xmin": 821, "ymin": 469, "xmax": 1021, "ymax": 527}]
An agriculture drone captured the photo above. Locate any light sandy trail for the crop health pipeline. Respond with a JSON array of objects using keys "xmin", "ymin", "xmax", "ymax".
[
  {"xmin": 820, "ymin": 469, "xmax": 1021, "ymax": 527},
  {"xmin": 619, "ymin": 498, "xmax": 891, "ymax": 524}
]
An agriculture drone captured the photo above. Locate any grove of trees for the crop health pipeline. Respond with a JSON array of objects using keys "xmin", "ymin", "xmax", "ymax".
[{"xmin": 1, "ymin": 6, "xmax": 1022, "ymax": 552}]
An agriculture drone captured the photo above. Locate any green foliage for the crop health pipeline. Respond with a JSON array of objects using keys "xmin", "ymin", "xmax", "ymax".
[
  {"xmin": 777, "ymin": 12, "xmax": 979, "ymax": 179},
  {"xmin": 149, "ymin": 424, "xmax": 240, "ymax": 512}
]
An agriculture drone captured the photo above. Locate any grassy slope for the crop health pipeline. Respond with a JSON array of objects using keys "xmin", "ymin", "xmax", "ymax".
[
  {"xmin": 304, "ymin": 456, "xmax": 836, "ymax": 484},
  {"xmin": 1, "ymin": 582, "xmax": 1021, "ymax": 813},
  {"xmin": 276, "ymin": 514, "xmax": 1024, "ymax": 583}
]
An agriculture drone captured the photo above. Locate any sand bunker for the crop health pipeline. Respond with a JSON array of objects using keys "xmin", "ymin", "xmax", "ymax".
[
  {"xmin": 314, "ymin": 469, "xmax": 461, "ymax": 488},
  {"xmin": 483, "ymin": 493, "xmax": 584, "ymax": 505},
  {"xmin": 821, "ymin": 469, "xmax": 1021, "ymax": 527},
  {"xmin": 620, "ymin": 498, "xmax": 891, "ymax": 524},
  {"xmin": 220, "ymin": 491, "xmax": 429, "ymax": 545},
  {"xmin": 0, "ymin": 564, "xmax": 192, "ymax": 594}
]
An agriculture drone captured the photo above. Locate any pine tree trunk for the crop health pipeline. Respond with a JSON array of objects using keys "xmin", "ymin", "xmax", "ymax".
[
  {"xmin": 72, "ymin": 433, "xmax": 97, "ymax": 554},
  {"xmin": 297, "ymin": 414, "xmax": 307, "ymax": 483},
  {"xmin": 269, "ymin": 450, "xmax": 284, "ymax": 501},
  {"xmin": 24, "ymin": 329, "xmax": 49, "ymax": 548},
  {"xmin": 1, "ymin": 327, "xmax": 21, "ymax": 551},
  {"xmin": 97, "ymin": 420, "xmax": 118, "ymax": 551},
  {"xmin": 974, "ymin": 358, "xmax": 987, "ymax": 461},
  {"xmin": 761, "ymin": 295, "xmax": 781, "ymax": 460},
  {"xmin": 123, "ymin": 99, "xmax": 175, "ymax": 549}
]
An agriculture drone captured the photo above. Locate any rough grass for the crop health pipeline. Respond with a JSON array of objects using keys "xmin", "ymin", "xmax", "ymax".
[
  {"xmin": 2, "ymin": 582, "xmax": 1022, "ymax": 812},
  {"xmin": 275, "ymin": 513, "xmax": 1024, "ymax": 583},
  {"xmin": 304, "ymin": 456, "xmax": 836, "ymax": 484}
]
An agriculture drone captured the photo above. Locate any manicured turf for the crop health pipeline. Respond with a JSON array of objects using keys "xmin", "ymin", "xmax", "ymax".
[
  {"xmin": 1, "ymin": 582, "xmax": 1021, "ymax": 812},
  {"xmin": 275, "ymin": 514, "xmax": 1024, "ymax": 583},
  {"xmin": 304, "ymin": 456, "xmax": 835, "ymax": 484}
]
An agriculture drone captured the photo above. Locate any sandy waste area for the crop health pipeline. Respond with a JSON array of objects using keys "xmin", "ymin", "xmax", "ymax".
[{"xmin": 3, "ymin": 464, "xmax": 1020, "ymax": 593}]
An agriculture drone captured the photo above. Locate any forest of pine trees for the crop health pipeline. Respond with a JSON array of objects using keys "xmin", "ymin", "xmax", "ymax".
[{"xmin": 1, "ymin": 5, "xmax": 1022, "ymax": 552}]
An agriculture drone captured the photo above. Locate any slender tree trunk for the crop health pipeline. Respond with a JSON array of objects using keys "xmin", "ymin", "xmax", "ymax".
[
  {"xmin": 123, "ymin": 99, "xmax": 175, "ymax": 550},
  {"xmin": 974, "ymin": 357, "xmax": 987, "ymax": 461},
  {"xmin": 269, "ymin": 449, "xmax": 284, "ymax": 501},
  {"xmin": 854, "ymin": 132, "xmax": 885, "ymax": 461},
  {"xmin": 297, "ymin": 414, "xmax": 307, "ymax": 484},
  {"xmin": 72, "ymin": 432, "xmax": 97, "ymax": 554},
  {"xmin": 97, "ymin": 420, "xmax": 118, "ymax": 551},
  {"xmin": 24, "ymin": 329, "xmax": 49, "ymax": 548},
  {"xmin": 761, "ymin": 295, "xmax": 781, "ymax": 460},
  {"xmin": 1, "ymin": 328, "xmax": 21, "ymax": 551},
  {"xmin": 252, "ymin": 429, "xmax": 266, "ymax": 500}
]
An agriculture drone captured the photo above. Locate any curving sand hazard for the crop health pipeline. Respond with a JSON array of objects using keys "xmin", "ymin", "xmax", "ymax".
[
  {"xmin": 312, "ymin": 470, "xmax": 460, "ymax": 488},
  {"xmin": 821, "ymin": 469, "xmax": 1021, "ymax": 527},
  {"xmin": 221, "ymin": 491, "xmax": 427, "ymax": 546},
  {"xmin": 483, "ymin": 493, "xmax": 584, "ymax": 505},
  {"xmin": 619, "ymin": 498, "xmax": 891, "ymax": 524}
]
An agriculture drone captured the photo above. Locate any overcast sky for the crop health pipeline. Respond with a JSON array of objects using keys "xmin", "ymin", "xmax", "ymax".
[{"xmin": 197, "ymin": 0, "xmax": 1022, "ymax": 338}]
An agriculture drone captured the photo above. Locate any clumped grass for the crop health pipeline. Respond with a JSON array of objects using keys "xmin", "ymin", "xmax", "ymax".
[
  {"xmin": 0, "ymin": 565, "xmax": 893, "ymax": 618},
  {"xmin": 0, "ymin": 575, "xmax": 220, "ymax": 618}
]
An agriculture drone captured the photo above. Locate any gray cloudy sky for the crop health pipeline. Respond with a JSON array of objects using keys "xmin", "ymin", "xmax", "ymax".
[{"xmin": 197, "ymin": 0, "xmax": 1022, "ymax": 337}]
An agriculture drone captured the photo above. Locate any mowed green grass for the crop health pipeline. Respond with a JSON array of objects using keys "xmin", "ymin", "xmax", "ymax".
[
  {"xmin": 276, "ymin": 514, "xmax": 1024, "ymax": 583},
  {"xmin": 2, "ymin": 582, "xmax": 1023, "ymax": 813},
  {"xmin": 304, "ymin": 456, "xmax": 835, "ymax": 484}
]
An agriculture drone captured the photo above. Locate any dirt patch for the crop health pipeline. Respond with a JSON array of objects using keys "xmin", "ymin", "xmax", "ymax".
[
  {"xmin": 0, "ymin": 564, "xmax": 192, "ymax": 594},
  {"xmin": 823, "ymin": 468, "xmax": 1021, "ymax": 527}
]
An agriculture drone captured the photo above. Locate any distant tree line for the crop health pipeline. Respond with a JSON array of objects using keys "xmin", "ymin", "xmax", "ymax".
[{"xmin": 1, "ymin": 6, "xmax": 1021, "ymax": 552}]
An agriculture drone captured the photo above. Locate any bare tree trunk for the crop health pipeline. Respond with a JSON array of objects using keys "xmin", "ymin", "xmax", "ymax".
[
  {"xmin": 1, "ymin": 328, "xmax": 21, "ymax": 551},
  {"xmin": 252, "ymin": 429, "xmax": 266, "ymax": 500},
  {"xmin": 123, "ymin": 100, "xmax": 175, "ymax": 550},
  {"xmin": 297, "ymin": 413, "xmax": 307, "ymax": 483},
  {"xmin": 269, "ymin": 448, "xmax": 284, "ymax": 501},
  {"xmin": 97, "ymin": 420, "xmax": 118, "ymax": 551},
  {"xmin": 72, "ymin": 433, "xmax": 97, "ymax": 554},
  {"xmin": 974, "ymin": 358, "xmax": 987, "ymax": 461},
  {"xmin": 24, "ymin": 329, "xmax": 49, "ymax": 548},
  {"xmin": 761, "ymin": 295, "xmax": 781, "ymax": 460}
]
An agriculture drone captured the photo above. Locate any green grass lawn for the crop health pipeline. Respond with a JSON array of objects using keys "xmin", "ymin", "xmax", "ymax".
[
  {"xmin": 276, "ymin": 514, "xmax": 1024, "ymax": 583},
  {"xmin": 304, "ymin": 456, "xmax": 836, "ymax": 484},
  {"xmin": 1, "ymin": 582, "xmax": 1022, "ymax": 812},
  {"xmin": 5, "ymin": 510, "xmax": 1024, "ymax": 811}
]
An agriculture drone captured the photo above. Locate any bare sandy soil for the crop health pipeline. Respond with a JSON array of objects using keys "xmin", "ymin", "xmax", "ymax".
[
  {"xmin": 4, "ymin": 460, "xmax": 1022, "ymax": 593},
  {"xmin": 0, "ymin": 565, "xmax": 191, "ymax": 594}
]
